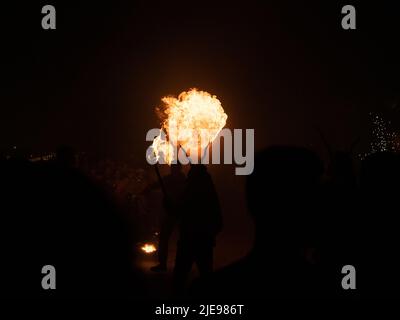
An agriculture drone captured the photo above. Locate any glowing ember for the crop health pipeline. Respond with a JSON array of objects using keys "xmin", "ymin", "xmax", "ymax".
[
  {"xmin": 359, "ymin": 113, "xmax": 399, "ymax": 159},
  {"xmin": 141, "ymin": 243, "xmax": 157, "ymax": 254},
  {"xmin": 150, "ymin": 89, "xmax": 228, "ymax": 164}
]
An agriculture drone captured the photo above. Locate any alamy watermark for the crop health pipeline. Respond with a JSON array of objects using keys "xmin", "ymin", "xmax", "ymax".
[{"xmin": 145, "ymin": 128, "xmax": 255, "ymax": 176}]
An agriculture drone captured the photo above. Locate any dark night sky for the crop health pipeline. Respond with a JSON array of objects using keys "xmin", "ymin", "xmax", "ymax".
[{"xmin": 2, "ymin": 1, "xmax": 400, "ymax": 159}]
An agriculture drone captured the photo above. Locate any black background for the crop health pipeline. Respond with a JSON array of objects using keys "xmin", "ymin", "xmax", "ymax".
[{"xmin": 2, "ymin": 1, "xmax": 399, "ymax": 158}]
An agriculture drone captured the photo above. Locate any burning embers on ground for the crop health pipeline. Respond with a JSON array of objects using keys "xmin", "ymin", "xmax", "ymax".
[{"xmin": 141, "ymin": 243, "xmax": 157, "ymax": 254}]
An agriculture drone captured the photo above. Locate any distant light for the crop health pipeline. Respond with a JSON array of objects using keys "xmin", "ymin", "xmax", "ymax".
[{"xmin": 359, "ymin": 113, "xmax": 399, "ymax": 159}]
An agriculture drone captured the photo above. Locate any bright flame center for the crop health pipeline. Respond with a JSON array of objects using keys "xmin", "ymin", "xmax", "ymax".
[
  {"xmin": 141, "ymin": 243, "xmax": 157, "ymax": 254},
  {"xmin": 150, "ymin": 88, "xmax": 228, "ymax": 164}
]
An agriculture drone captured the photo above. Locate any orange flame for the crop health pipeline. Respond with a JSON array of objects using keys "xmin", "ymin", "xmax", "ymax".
[
  {"xmin": 151, "ymin": 89, "xmax": 228, "ymax": 164},
  {"xmin": 141, "ymin": 243, "xmax": 157, "ymax": 254}
]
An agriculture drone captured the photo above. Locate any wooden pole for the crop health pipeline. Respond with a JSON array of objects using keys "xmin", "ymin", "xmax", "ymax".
[{"xmin": 154, "ymin": 163, "xmax": 167, "ymax": 198}]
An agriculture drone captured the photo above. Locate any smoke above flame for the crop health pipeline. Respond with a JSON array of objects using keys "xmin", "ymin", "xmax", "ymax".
[{"xmin": 150, "ymin": 89, "xmax": 228, "ymax": 164}]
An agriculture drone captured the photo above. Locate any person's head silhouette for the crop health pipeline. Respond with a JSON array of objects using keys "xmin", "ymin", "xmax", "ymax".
[{"xmin": 246, "ymin": 146, "xmax": 323, "ymax": 246}]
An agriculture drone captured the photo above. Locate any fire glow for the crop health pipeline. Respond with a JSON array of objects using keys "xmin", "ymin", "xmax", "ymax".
[
  {"xmin": 150, "ymin": 89, "xmax": 228, "ymax": 164},
  {"xmin": 141, "ymin": 243, "xmax": 157, "ymax": 254}
]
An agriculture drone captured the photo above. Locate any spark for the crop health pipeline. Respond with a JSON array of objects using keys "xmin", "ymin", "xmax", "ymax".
[{"xmin": 359, "ymin": 113, "xmax": 398, "ymax": 159}]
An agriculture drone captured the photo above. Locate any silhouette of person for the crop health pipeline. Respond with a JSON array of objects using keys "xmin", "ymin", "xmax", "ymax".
[
  {"xmin": 359, "ymin": 151, "xmax": 400, "ymax": 298},
  {"xmin": 190, "ymin": 146, "xmax": 330, "ymax": 299},
  {"xmin": 150, "ymin": 163, "xmax": 186, "ymax": 272},
  {"xmin": 173, "ymin": 164, "xmax": 222, "ymax": 294},
  {"xmin": 55, "ymin": 145, "xmax": 76, "ymax": 168},
  {"xmin": 0, "ymin": 154, "xmax": 144, "ymax": 298}
]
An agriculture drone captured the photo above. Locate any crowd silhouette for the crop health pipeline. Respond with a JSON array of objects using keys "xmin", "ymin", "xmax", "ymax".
[
  {"xmin": 0, "ymin": 146, "xmax": 142, "ymax": 298},
  {"xmin": 192, "ymin": 146, "xmax": 400, "ymax": 299},
  {"xmin": 1, "ymin": 144, "xmax": 399, "ymax": 299}
]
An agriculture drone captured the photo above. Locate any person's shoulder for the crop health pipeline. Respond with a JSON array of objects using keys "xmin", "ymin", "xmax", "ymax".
[{"xmin": 190, "ymin": 256, "xmax": 256, "ymax": 299}]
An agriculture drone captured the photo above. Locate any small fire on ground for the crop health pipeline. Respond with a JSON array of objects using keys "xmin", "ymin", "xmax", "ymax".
[{"xmin": 141, "ymin": 243, "xmax": 157, "ymax": 254}]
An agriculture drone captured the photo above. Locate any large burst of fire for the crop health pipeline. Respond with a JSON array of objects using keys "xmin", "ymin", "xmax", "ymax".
[{"xmin": 150, "ymin": 89, "xmax": 228, "ymax": 164}]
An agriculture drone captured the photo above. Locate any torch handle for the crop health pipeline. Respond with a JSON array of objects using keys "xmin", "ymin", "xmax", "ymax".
[
  {"xmin": 179, "ymin": 144, "xmax": 191, "ymax": 164},
  {"xmin": 154, "ymin": 163, "xmax": 168, "ymax": 198},
  {"xmin": 201, "ymin": 143, "xmax": 211, "ymax": 162}
]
